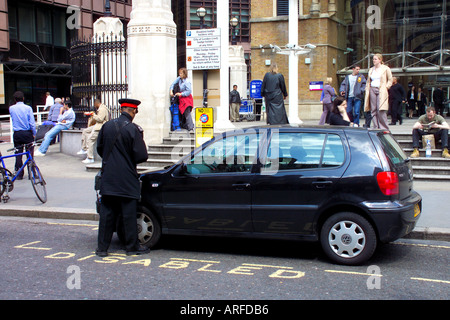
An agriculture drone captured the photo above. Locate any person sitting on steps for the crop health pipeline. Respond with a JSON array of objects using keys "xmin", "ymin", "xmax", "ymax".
[{"xmin": 410, "ymin": 106, "xmax": 450, "ymax": 159}]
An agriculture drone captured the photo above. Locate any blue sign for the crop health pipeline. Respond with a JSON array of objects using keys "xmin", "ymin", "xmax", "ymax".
[
  {"xmin": 250, "ymin": 80, "xmax": 263, "ymax": 99},
  {"xmin": 199, "ymin": 113, "xmax": 209, "ymax": 124}
]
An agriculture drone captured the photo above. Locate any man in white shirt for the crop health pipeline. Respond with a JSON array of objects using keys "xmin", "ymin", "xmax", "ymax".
[{"xmin": 44, "ymin": 92, "xmax": 54, "ymax": 110}]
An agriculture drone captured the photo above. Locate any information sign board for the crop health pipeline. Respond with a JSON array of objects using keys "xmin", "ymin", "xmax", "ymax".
[{"xmin": 186, "ymin": 29, "xmax": 221, "ymax": 70}]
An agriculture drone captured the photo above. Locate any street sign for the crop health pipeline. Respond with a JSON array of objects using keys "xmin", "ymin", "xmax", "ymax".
[
  {"xmin": 195, "ymin": 107, "xmax": 214, "ymax": 147},
  {"xmin": 309, "ymin": 81, "xmax": 323, "ymax": 91},
  {"xmin": 186, "ymin": 29, "xmax": 221, "ymax": 70},
  {"xmin": 250, "ymin": 80, "xmax": 263, "ymax": 99}
]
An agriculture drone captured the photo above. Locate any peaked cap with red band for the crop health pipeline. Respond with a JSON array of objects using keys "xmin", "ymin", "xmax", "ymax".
[{"xmin": 119, "ymin": 98, "xmax": 141, "ymax": 109}]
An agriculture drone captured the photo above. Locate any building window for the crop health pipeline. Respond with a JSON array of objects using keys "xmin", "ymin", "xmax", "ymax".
[
  {"xmin": 277, "ymin": 0, "xmax": 299, "ymax": 16},
  {"xmin": 18, "ymin": 4, "xmax": 36, "ymax": 43},
  {"xmin": 189, "ymin": 1, "xmax": 250, "ymax": 43},
  {"xmin": 37, "ymin": 8, "xmax": 52, "ymax": 44},
  {"xmin": 8, "ymin": 3, "xmax": 67, "ymax": 47},
  {"xmin": 277, "ymin": 0, "xmax": 289, "ymax": 16}
]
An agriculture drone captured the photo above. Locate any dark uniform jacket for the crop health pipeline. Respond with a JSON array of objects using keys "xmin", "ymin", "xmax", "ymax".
[{"xmin": 97, "ymin": 112, "xmax": 148, "ymax": 199}]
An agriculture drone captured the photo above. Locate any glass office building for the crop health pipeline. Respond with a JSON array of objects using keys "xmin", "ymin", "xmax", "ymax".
[{"xmin": 342, "ymin": 0, "xmax": 449, "ymax": 92}]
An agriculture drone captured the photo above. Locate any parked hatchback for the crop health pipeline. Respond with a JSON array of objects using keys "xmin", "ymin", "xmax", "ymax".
[{"xmin": 135, "ymin": 125, "xmax": 422, "ymax": 265}]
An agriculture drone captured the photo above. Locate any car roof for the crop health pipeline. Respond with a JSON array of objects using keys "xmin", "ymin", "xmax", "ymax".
[{"xmin": 221, "ymin": 124, "xmax": 381, "ymax": 133}]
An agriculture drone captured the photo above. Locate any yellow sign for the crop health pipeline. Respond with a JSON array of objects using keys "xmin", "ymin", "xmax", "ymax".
[
  {"xmin": 195, "ymin": 128, "xmax": 214, "ymax": 147},
  {"xmin": 195, "ymin": 107, "xmax": 214, "ymax": 128},
  {"xmin": 195, "ymin": 107, "xmax": 214, "ymax": 147}
]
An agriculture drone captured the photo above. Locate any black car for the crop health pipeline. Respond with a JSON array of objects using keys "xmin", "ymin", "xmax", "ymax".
[{"xmin": 136, "ymin": 125, "xmax": 422, "ymax": 265}]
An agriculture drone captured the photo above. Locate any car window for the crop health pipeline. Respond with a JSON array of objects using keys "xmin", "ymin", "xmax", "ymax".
[
  {"xmin": 322, "ymin": 134, "xmax": 345, "ymax": 167},
  {"xmin": 186, "ymin": 132, "xmax": 260, "ymax": 174},
  {"xmin": 377, "ymin": 132, "xmax": 408, "ymax": 165},
  {"xmin": 263, "ymin": 132, "xmax": 344, "ymax": 172}
]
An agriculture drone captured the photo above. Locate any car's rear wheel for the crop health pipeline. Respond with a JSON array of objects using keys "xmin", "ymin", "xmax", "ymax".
[{"xmin": 320, "ymin": 212, "xmax": 377, "ymax": 265}]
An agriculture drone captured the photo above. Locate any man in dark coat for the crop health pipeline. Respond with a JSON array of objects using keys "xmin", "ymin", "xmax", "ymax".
[
  {"xmin": 388, "ymin": 77, "xmax": 406, "ymax": 125},
  {"xmin": 96, "ymin": 98, "xmax": 149, "ymax": 257},
  {"xmin": 261, "ymin": 63, "xmax": 289, "ymax": 125},
  {"xmin": 433, "ymin": 87, "xmax": 445, "ymax": 116}
]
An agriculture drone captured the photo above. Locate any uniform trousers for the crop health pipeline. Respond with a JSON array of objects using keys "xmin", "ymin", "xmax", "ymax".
[{"xmin": 97, "ymin": 195, "xmax": 139, "ymax": 252}]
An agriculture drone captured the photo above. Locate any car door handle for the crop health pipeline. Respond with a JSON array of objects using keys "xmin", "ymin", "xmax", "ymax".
[
  {"xmin": 232, "ymin": 183, "xmax": 251, "ymax": 191},
  {"xmin": 312, "ymin": 181, "xmax": 333, "ymax": 189}
]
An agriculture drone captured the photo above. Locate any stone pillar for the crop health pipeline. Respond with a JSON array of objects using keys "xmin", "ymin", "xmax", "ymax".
[
  {"xmin": 229, "ymin": 45, "xmax": 247, "ymax": 99},
  {"xmin": 215, "ymin": 0, "xmax": 234, "ymax": 130},
  {"xmin": 127, "ymin": 0, "xmax": 177, "ymax": 145},
  {"xmin": 288, "ymin": 0, "xmax": 302, "ymax": 124}
]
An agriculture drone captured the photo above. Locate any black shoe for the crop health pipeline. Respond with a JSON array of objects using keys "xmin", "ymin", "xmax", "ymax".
[
  {"xmin": 95, "ymin": 248, "xmax": 108, "ymax": 257},
  {"xmin": 389, "ymin": 123, "xmax": 396, "ymax": 125},
  {"xmin": 126, "ymin": 245, "xmax": 150, "ymax": 256}
]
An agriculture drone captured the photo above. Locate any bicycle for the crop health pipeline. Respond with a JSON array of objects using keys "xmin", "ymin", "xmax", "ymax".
[{"xmin": 0, "ymin": 142, "xmax": 47, "ymax": 203}]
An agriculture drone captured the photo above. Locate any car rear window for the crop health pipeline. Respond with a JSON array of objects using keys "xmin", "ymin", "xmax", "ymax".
[
  {"xmin": 377, "ymin": 133, "xmax": 408, "ymax": 165},
  {"xmin": 263, "ymin": 132, "xmax": 345, "ymax": 171}
]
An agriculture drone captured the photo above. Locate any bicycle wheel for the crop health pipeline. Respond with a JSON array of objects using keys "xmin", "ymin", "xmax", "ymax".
[
  {"xmin": 0, "ymin": 167, "xmax": 13, "ymax": 196},
  {"xmin": 28, "ymin": 161, "xmax": 47, "ymax": 203}
]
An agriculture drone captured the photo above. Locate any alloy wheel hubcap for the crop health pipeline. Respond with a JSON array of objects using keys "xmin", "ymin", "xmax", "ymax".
[{"xmin": 328, "ymin": 221, "xmax": 366, "ymax": 258}]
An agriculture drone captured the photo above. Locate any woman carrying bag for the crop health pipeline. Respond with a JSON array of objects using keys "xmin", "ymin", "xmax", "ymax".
[{"xmin": 170, "ymin": 68, "xmax": 194, "ymax": 131}]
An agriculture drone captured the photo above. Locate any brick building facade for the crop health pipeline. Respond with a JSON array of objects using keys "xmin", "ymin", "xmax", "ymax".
[{"xmin": 251, "ymin": 0, "xmax": 347, "ymax": 119}]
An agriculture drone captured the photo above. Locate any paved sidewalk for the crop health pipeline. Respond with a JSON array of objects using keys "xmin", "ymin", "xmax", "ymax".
[{"xmin": 0, "ymin": 119, "xmax": 448, "ymax": 242}]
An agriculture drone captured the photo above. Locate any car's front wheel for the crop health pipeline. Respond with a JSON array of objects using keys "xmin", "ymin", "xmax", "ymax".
[
  {"xmin": 116, "ymin": 206, "xmax": 161, "ymax": 249},
  {"xmin": 320, "ymin": 212, "xmax": 377, "ymax": 265},
  {"xmin": 137, "ymin": 207, "xmax": 161, "ymax": 248}
]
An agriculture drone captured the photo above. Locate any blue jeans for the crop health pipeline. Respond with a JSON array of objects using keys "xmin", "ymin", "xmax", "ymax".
[
  {"xmin": 38, "ymin": 124, "xmax": 68, "ymax": 153},
  {"xmin": 346, "ymin": 97, "xmax": 362, "ymax": 125}
]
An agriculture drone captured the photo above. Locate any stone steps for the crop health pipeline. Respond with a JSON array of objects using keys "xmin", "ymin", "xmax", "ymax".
[{"xmin": 393, "ymin": 133, "xmax": 450, "ymax": 180}]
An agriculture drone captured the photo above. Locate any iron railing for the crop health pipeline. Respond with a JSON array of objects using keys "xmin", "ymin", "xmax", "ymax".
[{"xmin": 70, "ymin": 32, "xmax": 127, "ymax": 128}]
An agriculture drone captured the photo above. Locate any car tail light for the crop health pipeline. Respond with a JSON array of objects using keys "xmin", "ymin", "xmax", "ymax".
[{"xmin": 377, "ymin": 172, "xmax": 399, "ymax": 195}]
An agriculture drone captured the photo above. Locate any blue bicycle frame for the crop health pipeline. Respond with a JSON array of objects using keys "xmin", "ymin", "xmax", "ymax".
[
  {"xmin": 0, "ymin": 150, "xmax": 33, "ymax": 182},
  {"xmin": 0, "ymin": 143, "xmax": 47, "ymax": 203}
]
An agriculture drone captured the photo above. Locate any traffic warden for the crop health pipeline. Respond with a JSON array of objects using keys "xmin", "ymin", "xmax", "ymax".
[{"xmin": 96, "ymin": 98, "xmax": 149, "ymax": 257}]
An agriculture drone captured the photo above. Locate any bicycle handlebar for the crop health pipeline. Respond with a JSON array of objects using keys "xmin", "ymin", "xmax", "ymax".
[{"xmin": 6, "ymin": 141, "xmax": 40, "ymax": 153}]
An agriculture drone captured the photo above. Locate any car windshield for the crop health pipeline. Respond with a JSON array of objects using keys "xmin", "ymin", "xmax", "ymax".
[{"xmin": 378, "ymin": 133, "xmax": 408, "ymax": 165}]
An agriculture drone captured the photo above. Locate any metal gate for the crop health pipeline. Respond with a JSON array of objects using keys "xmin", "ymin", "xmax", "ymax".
[{"xmin": 70, "ymin": 32, "xmax": 127, "ymax": 128}]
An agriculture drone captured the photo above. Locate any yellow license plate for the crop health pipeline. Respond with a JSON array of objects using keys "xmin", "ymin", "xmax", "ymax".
[{"xmin": 414, "ymin": 203, "xmax": 421, "ymax": 217}]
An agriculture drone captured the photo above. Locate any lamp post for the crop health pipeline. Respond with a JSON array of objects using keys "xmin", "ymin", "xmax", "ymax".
[
  {"xmin": 230, "ymin": 17, "xmax": 238, "ymax": 45},
  {"xmin": 104, "ymin": 0, "xmax": 112, "ymax": 17},
  {"xmin": 196, "ymin": 7, "xmax": 206, "ymax": 29},
  {"xmin": 196, "ymin": 7, "xmax": 208, "ymax": 107}
]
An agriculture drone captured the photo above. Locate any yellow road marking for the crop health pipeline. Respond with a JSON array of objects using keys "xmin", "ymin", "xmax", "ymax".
[
  {"xmin": 325, "ymin": 269, "xmax": 383, "ymax": 277},
  {"xmin": 393, "ymin": 242, "xmax": 450, "ymax": 249},
  {"xmin": 411, "ymin": 277, "xmax": 450, "ymax": 284},
  {"xmin": 170, "ymin": 258, "xmax": 221, "ymax": 264},
  {"xmin": 14, "ymin": 241, "xmax": 52, "ymax": 251},
  {"xmin": 243, "ymin": 263, "xmax": 293, "ymax": 269}
]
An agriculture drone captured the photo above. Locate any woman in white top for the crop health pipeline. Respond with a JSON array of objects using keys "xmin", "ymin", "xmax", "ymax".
[{"xmin": 363, "ymin": 53, "xmax": 393, "ymax": 130}]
